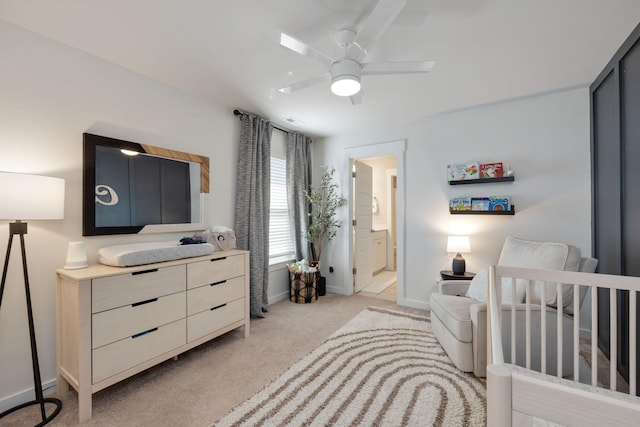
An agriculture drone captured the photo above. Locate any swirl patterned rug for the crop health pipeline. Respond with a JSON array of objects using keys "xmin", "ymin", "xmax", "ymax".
[{"xmin": 214, "ymin": 307, "xmax": 486, "ymax": 426}]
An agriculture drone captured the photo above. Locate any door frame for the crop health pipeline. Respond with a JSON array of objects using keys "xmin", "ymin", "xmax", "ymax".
[{"xmin": 342, "ymin": 140, "xmax": 406, "ymax": 303}]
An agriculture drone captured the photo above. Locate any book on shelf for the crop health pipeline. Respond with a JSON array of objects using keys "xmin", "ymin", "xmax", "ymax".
[
  {"xmin": 488, "ymin": 196, "xmax": 510, "ymax": 211},
  {"xmin": 447, "ymin": 162, "xmax": 479, "ymax": 181},
  {"xmin": 471, "ymin": 197, "xmax": 491, "ymax": 211},
  {"xmin": 450, "ymin": 197, "xmax": 472, "ymax": 211},
  {"xmin": 480, "ymin": 162, "xmax": 504, "ymax": 178}
]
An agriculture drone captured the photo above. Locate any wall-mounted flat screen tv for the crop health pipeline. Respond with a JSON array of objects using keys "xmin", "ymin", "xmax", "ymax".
[{"xmin": 83, "ymin": 132, "xmax": 209, "ymax": 236}]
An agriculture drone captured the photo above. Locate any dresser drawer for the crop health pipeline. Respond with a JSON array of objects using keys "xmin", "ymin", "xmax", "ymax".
[
  {"xmin": 187, "ymin": 276, "xmax": 244, "ymax": 316},
  {"xmin": 92, "ymin": 318, "xmax": 186, "ymax": 384},
  {"xmin": 92, "ymin": 265, "xmax": 185, "ymax": 313},
  {"xmin": 187, "ymin": 298, "xmax": 244, "ymax": 342},
  {"xmin": 187, "ymin": 254, "xmax": 244, "ymax": 289},
  {"xmin": 92, "ymin": 292, "xmax": 186, "ymax": 349}
]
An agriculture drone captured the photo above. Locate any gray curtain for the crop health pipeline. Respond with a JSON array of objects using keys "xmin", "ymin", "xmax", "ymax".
[
  {"xmin": 234, "ymin": 113, "xmax": 273, "ymax": 318},
  {"xmin": 286, "ymin": 132, "xmax": 313, "ymax": 261}
]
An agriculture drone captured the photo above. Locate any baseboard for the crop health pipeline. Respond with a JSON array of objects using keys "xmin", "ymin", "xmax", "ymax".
[
  {"xmin": 268, "ymin": 290, "xmax": 290, "ymax": 305},
  {"xmin": 326, "ymin": 285, "xmax": 350, "ymax": 295},
  {"xmin": 0, "ymin": 378, "xmax": 56, "ymax": 413}
]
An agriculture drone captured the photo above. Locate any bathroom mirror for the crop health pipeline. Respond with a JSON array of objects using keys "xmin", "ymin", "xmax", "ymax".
[{"xmin": 83, "ymin": 132, "xmax": 209, "ymax": 236}]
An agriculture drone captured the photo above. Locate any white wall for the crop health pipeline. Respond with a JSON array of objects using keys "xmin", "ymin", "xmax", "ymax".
[
  {"xmin": 0, "ymin": 20, "xmax": 245, "ymax": 409},
  {"xmin": 314, "ymin": 88, "xmax": 592, "ymax": 309}
]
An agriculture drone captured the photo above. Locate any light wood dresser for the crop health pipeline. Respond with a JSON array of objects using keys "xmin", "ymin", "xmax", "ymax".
[{"xmin": 55, "ymin": 249, "xmax": 249, "ymax": 422}]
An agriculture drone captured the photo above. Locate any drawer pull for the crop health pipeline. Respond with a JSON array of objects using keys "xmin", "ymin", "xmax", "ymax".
[
  {"xmin": 132, "ymin": 297, "xmax": 158, "ymax": 307},
  {"xmin": 210, "ymin": 303, "xmax": 227, "ymax": 311},
  {"xmin": 210, "ymin": 280, "xmax": 227, "ymax": 287},
  {"xmin": 210, "ymin": 257, "xmax": 227, "ymax": 262},
  {"xmin": 132, "ymin": 327, "xmax": 158, "ymax": 339},
  {"xmin": 132, "ymin": 268, "xmax": 159, "ymax": 276}
]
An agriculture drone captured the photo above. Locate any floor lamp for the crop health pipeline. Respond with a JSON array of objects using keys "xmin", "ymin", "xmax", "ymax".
[{"xmin": 0, "ymin": 172, "xmax": 65, "ymax": 426}]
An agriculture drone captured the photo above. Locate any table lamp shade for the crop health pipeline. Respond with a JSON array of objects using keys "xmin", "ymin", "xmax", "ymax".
[
  {"xmin": 0, "ymin": 172, "xmax": 65, "ymax": 220},
  {"xmin": 447, "ymin": 235, "xmax": 470, "ymax": 275},
  {"xmin": 446, "ymin": 235, "xmax": 471, "ymax": 254}
]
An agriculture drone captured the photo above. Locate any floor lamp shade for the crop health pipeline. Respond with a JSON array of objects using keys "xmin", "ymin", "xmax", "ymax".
[
  {"xmin": 0, "ymin": 172, "xmax": 65, "ymax": 220},
  {"xmin": 0, "ymin": 171, "xmax": 64, "ymax": 425}
]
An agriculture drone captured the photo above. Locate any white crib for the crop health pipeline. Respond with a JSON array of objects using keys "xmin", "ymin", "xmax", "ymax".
[{"xmin": 485, "ymin": 265, "xmax": 640, "ymax": 426}]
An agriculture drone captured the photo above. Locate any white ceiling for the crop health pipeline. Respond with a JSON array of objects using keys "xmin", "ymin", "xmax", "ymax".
[{"xmin": 2, "ymin": 0, "xmax": 640, "ymax": 138}]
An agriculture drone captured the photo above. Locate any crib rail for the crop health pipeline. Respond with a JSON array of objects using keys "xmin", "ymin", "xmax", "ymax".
[{"xmin": 486, "ymin": 265, "xmax": 640, "ymax": 426}]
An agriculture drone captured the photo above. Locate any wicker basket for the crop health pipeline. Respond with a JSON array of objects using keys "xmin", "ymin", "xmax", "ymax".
[{"xmin": 288, "ymin": 269, "xmax": 318, "ymax": 304}]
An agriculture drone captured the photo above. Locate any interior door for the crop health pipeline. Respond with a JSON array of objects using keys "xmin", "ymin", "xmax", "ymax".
[{"xmin": 353, "ymin": 160, "xmax": 373, "ymax": 292}]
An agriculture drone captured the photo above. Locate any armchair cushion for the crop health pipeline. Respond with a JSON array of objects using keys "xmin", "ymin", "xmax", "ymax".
[{"xmin": 497, "ymin": 236, "xmax": 573, "ymax": 270}]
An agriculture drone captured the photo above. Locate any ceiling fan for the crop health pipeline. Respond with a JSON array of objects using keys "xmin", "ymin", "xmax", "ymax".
[{"xmin": 277, "ymin": 0, "xmax": 435, "ymax": 105}]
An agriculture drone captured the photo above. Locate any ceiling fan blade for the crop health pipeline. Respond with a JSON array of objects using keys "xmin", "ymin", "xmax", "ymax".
[
  {"xmin": 279, "ymin": 32, "xmax": 335, "ymax": 68},
  {"xmin": 362, "ymin": 60, "xmax": 435, "ymax": 75},
  {"xmin": 278, "ymin": 72, "xmax": 331, "ymax": 94},
  {"xmin": 350, "ymin": 90, "xmax": 365, "ymax": 105},
  {"xmin": 349, "ymin": 0, "xmax": 407, "ymax": 60}
]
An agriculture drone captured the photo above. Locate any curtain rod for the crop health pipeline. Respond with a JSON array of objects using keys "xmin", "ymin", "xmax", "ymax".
[{"xmin": 233, "ymin": 109, "xmax": 291, "ymax": 134}]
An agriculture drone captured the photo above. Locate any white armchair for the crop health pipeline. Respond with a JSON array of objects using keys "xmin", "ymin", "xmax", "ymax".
[{"xmin": 429, "ymin": 237, "xmax": 598, "ymax": 377}]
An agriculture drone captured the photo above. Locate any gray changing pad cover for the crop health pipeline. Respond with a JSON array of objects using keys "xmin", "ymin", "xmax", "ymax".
[{"xmin": 97, "ymin": 241, "xmax": 215, "ymax": 267}]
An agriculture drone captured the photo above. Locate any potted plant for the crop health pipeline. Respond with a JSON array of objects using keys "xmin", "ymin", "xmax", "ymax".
[{"xmin": 304, "ymin": 166, "xmax": 347, "ymax": 294}]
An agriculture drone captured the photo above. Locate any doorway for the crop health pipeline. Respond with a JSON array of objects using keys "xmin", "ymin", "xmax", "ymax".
[
  {"xmin": 343, "ymin": 140, "xmax": 405, "ymax": 303},
  {"xmin": 355, "ymin": 156, "xmax": 397, "ymax": 299}
]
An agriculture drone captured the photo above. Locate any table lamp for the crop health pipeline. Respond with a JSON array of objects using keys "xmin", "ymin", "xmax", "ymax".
[
  {"xmin": 0, "ymin": 172, "xmax": 65, "ymax": 425},
  {"xmin": 447, "ymin": 235, "xmax": 471, "ymax": 275}
]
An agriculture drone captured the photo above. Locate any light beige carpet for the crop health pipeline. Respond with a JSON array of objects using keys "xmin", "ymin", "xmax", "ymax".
[
  {"xmin": 4, "ymin": 293, "xmax": 427, "ymax": 426},
  {"xmin": 215, "ymin": 307, "xmax": 487, "ymax": 426}
]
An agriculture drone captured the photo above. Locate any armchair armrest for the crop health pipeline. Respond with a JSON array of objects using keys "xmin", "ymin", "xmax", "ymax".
[{"xmin": 437, "ymin": 279, "xmax": 472, "ymax": 296}]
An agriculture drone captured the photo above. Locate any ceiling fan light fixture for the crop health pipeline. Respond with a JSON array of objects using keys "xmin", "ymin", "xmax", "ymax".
[
  {"xmin": 331, "ymin": 75, "xmax": 361, "ymax": 97},
  {"xmin": 330, "ymin": 59, "xmax": 362, "ymax": 97}
]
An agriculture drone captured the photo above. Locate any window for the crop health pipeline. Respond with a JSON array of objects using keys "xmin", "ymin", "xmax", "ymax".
[{"xmin": 269, "ymin": 133, "xmax": 295, "ymax": 265}]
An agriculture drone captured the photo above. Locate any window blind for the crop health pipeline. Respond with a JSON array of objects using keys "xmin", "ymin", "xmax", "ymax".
[{"xmin": 269, "ymin": 157, "xmax": 295, "ymax": 263}]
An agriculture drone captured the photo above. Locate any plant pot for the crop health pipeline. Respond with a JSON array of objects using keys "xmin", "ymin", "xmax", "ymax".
[{"xmin": 317, "ymin": 276, "xmax": 326, "ymax": 296}]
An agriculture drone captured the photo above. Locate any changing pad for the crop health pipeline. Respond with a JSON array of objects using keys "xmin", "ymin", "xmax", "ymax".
[{"xmin": 97, "ymin": 241, "xmax": 215, "ymax": 267}]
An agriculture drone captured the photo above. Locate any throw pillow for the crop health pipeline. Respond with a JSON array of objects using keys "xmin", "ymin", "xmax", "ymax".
[{"xmin": 465, "ymin": 267, "xmax": 526, "ymax": 304}]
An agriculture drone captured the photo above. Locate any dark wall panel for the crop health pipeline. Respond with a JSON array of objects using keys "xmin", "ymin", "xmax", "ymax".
[
  {"xmin": 592, "ymin": 23, "xmax": 640, "ymax": 393},
  {"xmin": 621, "ymin": 40, "xmax": 640, "ymax": 277},
  {"xmin": 593, "ymin": 71, "xmax": 622, "ymax": 275}
]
